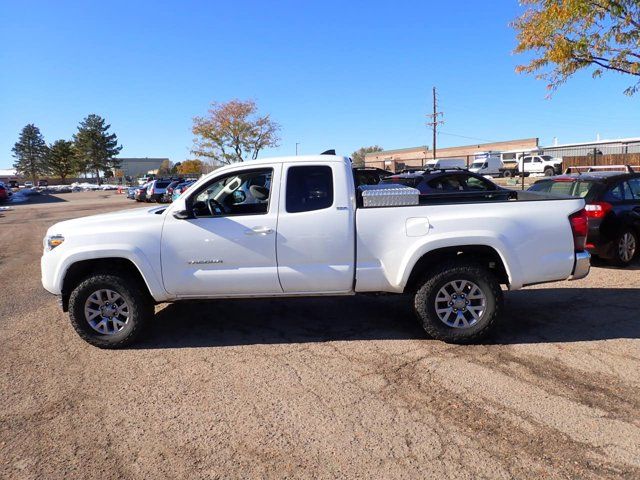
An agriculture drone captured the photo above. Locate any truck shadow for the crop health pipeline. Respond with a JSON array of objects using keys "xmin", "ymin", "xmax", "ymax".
[{"xmin": 136, "ymin": 288, "xmax": 640, "ymax": 349}]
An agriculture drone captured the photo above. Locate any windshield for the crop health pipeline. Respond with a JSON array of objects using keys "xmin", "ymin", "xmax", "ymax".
[{"xmin": 470, "ymin": 161, "xmax": 485, "ymax": 169}]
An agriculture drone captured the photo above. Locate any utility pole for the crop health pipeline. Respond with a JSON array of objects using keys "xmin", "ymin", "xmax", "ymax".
[
  {"xmin": 425, "ymin": 86, "xmax": 444, "ymax": 161},
  {"xmin": 295, "ymin": 143, "xmax": 300, "ymax": 156}
]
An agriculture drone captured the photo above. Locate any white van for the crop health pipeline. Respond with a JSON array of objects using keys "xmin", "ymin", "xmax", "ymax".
[
  {"xmin": 469, "ymin": 157, "xmax": 504, "ymax": 175},
  {"xmin": 423, "ymin": 158, "xmax": 467, "ymax": 170}
]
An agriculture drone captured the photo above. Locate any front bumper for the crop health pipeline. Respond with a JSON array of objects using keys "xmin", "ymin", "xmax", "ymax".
[{"xmin": 569, "ymin": 251, "xmax": 591, "ymax": 280}]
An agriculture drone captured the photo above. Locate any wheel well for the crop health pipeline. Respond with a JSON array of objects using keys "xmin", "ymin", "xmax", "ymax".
[
  {"xmin": 61, "ymin": 258, "xmax": 151, "ymax": 312},
  {"xmin": 404, "ymin": 245, "xmax": 509, "ymax": 293}
]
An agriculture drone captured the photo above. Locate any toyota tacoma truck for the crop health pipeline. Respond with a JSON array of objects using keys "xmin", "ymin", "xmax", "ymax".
[{"xmin": 41, "ymin": 154, "xmax": 590, "ymax": 348}]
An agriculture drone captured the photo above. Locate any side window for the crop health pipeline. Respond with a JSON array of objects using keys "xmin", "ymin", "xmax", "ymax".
[
  {"xmin": 427, "ymin": 175, "xmax": 465, "ymax": 191},
  {"xmin": 286, "ymin": 165, "xmax": 334, "ymax": 213},
  {"xmin": 603, "ymin": 182, "xmax": 633, "ymax": 202},
  {"xmin": 629, "ymin": 178, "xmax": 640, "ymax": 199},
  {"xmin": 192, "ymin": 168, "xmax": 272, "ymax": 217},
  {"xmin": 463, "ymin": 175, "xmax": 494, "ymax": 191},
  {"xmin": 523, "ymin": 157, "xmax": 532, "ymax": 164}
]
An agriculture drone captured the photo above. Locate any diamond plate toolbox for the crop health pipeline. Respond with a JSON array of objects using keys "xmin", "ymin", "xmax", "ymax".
[{"xmin": 358, "ymin": 184, "xmax": 420, "ymax": 208}]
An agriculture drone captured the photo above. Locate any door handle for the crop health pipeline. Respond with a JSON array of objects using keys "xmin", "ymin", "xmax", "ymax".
[{"xmin": 245, "ymin": 226, "xmax": 274, "ymax": 235}]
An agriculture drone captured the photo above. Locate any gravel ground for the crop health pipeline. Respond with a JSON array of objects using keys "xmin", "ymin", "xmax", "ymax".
[{"xmin": 1, "ymin": 191, "xmax": 639, "ymax": 479}]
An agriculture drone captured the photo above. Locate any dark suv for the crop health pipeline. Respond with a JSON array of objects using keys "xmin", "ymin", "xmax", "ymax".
[
  {"xmin": 529, "ymin": 171, "xmax": 640, "ymax": 266},
  {"xmin": 380, "ymin": 169, "xmax": 512, "ymax": 201}
]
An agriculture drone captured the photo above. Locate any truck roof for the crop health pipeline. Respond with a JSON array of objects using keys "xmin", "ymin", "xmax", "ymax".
[{"xmin": 211, "ymin": 155, "xmax": 351, "ymax": 176}]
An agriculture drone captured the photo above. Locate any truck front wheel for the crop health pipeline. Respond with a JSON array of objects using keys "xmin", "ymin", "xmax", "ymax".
[
  {"xmin": 68, "ymin": 273, "xmax": 153, "ymax": 348},
  {"xmin": 413, "ymin": 261, "xmax": 503, "ymax": 343}
]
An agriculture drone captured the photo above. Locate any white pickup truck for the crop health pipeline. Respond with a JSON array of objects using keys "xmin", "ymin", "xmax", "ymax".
[{"xmin": 41, "ymin": 154, "xmax": 590, "ymax": 348}]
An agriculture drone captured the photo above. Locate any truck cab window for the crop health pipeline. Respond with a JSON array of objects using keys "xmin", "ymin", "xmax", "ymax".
[
  {"xmin": 191, "ymin": 168, "xmax": 272, "ymax": 217},
  {"xmin": 286, "ymin": 165, "xmax": 334, "ymax": 213}
]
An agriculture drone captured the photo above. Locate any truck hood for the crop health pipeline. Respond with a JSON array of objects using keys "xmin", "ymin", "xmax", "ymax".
[{"xmin": 47, "ymin": 206, "xmax": 166, "ymax": 235}]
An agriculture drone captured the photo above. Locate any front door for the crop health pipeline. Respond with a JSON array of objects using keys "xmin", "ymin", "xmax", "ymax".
[{"xmin": 161, "ymin": 166, "xmax": 282, "ymax": 297}]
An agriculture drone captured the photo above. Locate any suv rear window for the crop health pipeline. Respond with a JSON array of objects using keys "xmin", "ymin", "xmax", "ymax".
[
  {"xmin": 530, "ymin": 179, "xmax": 599, "ymax": 200},
  {"xmin": 155, "ymin": 181, "xmax": 171, "ymax": 188}
]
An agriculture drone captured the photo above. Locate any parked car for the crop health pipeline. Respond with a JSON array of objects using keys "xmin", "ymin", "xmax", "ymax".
[
  {"xmin": 162, "ymin": 179, "xmax": 185, "ymax": 203},
  {"xmin": 134, "ymin": 183, "xmax": 150, "ymax": 202},
  {"xmin": 380, "ymin": 169, "xmax": 514, "ymax": 201},
  {"xmin": 529, "ymin": 168, "xmax": 640, "ymax": 266},
  {"xmin": 126, "ymin": 186, "xmax": 137, "ymax": 199},
  {"xmin": 353, "ymin": 167, "xmax": 391, "ymax": 187},
  {"xmin": 8, "ymin": 180, "xmax": 19, "ymax": 190},
  {"xmin": 38, "ymin": 179, "xmax": 49, "ymax": 187},
  {"xmin": 24, "ymin": 181, "xmax": 33, "ymax": 188},
  {"xmin": 146, "ymin": 179, "xmax": 172, "ymax": 202},
  {"xmin": 41, "ymin": 154, "xmax": 589, "ymax": 348},
  {"xmin": 171, "ymin": 180, "xmax": 196, "ymax": 202},
  {"xmin": 0, "ymin": 183, "xmax": 9, "ymax": 202}
]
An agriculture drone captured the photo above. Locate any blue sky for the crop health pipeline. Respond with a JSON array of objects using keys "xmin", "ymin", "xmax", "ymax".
[{"xmin": 1, "ymin": 0, "xmax": 638, "ymax": 169}]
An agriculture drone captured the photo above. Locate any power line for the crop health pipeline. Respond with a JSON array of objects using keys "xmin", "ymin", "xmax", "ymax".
[{"xmin": 437, "ymin": 131, "xmax": 496, "ymax": 143}]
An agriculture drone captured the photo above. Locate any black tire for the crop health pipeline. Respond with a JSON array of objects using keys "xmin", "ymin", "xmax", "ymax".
[
  {"xmin": 68, "ymin": 273, "xmax": 153, "ymax": 348},
  {"xmin": 413, "ymin": 261, "xmax": 503, "ymax": 344},
  {"xmin": 544, "ymin": 167, "xmax": 555, "ymax": 176},
  {"xmin": 502, "ymin": 170, "xmax": 513, "ymax": 178},
  {"xmin": 613, "ymin": 228, "xmax": 638, "ymax": 267}
]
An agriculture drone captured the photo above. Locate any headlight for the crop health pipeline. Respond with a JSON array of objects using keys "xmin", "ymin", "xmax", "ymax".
[{"xmin": 45, "ymin": 235, "xmax": 65, "ymax": 251}]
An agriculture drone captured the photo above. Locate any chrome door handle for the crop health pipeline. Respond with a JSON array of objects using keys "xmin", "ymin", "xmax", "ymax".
[{"xmin": 245, "ymin": 226, "xmax": 274, "ymax": 235}]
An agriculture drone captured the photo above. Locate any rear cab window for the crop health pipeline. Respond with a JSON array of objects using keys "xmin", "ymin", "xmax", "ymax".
[{"xmin": 286, "ymin": 165, "xmax": 334, "ymax": 213}]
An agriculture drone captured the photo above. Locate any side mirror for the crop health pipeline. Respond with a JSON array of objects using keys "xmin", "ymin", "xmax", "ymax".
[{"xmin": 173, "ymin": 209, "xmax": 192, "ymax": 220}]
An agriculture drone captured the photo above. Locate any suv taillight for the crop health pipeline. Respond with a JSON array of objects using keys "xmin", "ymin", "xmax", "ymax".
[
  {"xmin": 584, "ymin": 201, "xmax": 612, "ymax": 219},
  {"xmin": 569, "ymin": 209, "xmax": 588, "ymax": 252}
]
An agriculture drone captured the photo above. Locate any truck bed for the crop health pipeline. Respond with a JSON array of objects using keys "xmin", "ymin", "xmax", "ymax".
[{"xmin": 355, "ymin": 192, "xmax": 585, "ymax": 292}]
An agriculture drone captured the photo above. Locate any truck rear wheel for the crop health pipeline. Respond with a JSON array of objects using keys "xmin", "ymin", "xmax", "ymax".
[
  {"xmin": 68, "ymin": 273, "xmax": 153, "ymax": 348},
  {"xmin": 502, "ymin": 169, "xmax": 513, "ymax": 178},
  {"xmin": 413, "ymin": 261, "xmax": 503, "ymax": 343}
]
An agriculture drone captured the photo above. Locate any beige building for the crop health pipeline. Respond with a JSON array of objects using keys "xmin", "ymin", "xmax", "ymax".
[{"xmin": 365, "ymin": 138, "xmax": 539, "ymax": 172}]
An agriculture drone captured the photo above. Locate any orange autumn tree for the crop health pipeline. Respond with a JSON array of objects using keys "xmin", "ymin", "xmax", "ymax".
[
  {"xmin": 513, "ymin": 0, "xmax": 640, "ymax": 95},
  {"xmin": 191, "ymin": 99, "xmax": 281, "ymax": 166},
  {"xmin": 177, "ymin": 159, "xmax": 204, "ymax": 175}
]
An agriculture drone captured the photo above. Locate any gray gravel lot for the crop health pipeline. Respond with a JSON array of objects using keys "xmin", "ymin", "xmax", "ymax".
[{"xmin": 1, "ymin": 191, "xmax": 639, "ymax": 479}]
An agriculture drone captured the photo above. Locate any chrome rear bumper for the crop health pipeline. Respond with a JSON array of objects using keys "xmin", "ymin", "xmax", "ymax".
[{"xmin": 569, "ymin": 251, "xmax": 591, "ymax": 280}]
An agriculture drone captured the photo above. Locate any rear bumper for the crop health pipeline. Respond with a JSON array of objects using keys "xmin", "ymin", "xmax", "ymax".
[{"xmin": 569, "ymin": 251, "xmax": 591, "ymax": 280}]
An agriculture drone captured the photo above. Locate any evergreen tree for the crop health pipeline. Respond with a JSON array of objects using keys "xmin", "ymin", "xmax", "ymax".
[
  {"xmin": 12, "ymin": 124, "xmax": 49, "ymax": 183},
  {"xmin": 46, "ymin": 140, "xmax": 77, "ymax": 183},
  {"xmin": 73, "ymin": 114, "xmax": 122, "ymax": 184}
]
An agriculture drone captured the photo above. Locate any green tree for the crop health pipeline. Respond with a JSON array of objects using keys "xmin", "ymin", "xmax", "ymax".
[
  {"xmin": 12, "ymin": 124, "xmax": 49, "ymax": 183},
  {"xmin": 513, "ymin": 0, "xmax": 640, "ymax": 95},
  {"xmin": 46, "ymin": 139, "xmax": 77, "ymax": 183},
  {"xmin": 351, "ymin": 145, "xmax": 383, "ymax": 168},
  {"xmin": 73, "ymin": 114, "xmax": 123, "ymax": 184},
  {"xmin": 192, "ymin": 99, "xmax": 280, "ymax": 166},
  {"xmin": 158, "ymin": 159, "xmax": 172, "ymax": 175}
]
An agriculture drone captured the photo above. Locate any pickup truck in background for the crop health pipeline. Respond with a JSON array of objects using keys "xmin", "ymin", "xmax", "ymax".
[
  {"xmin": 500, "ymin": 154, "xmax": 563, "ymax": 178},
  {"xmin": 41, "ymin": 155, "xmax": 590, "ymax": 348}
]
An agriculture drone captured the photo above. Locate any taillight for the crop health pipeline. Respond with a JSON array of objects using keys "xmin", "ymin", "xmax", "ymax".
[
  {"xmin": 584, "ymin": 201, "xmax": 612, "ymax": 219},
  {"xmin": 569, "ymin": 209, "xmax": 588, "ymax": 252}
]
